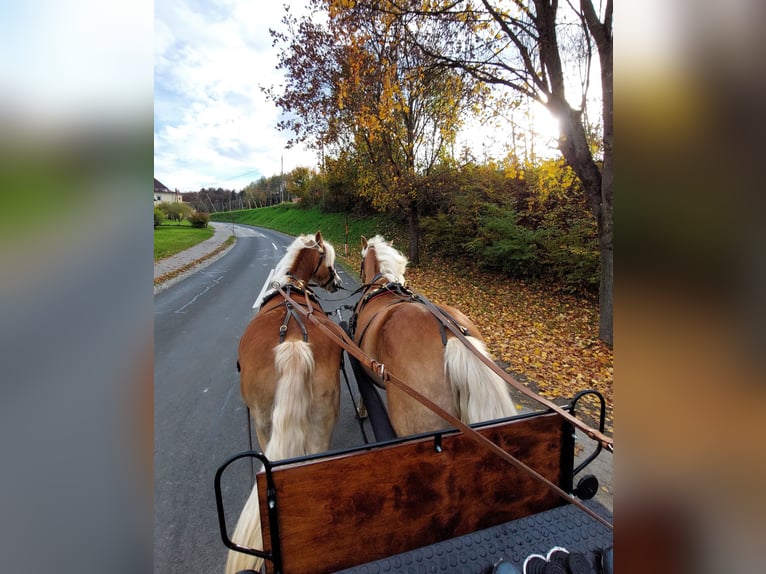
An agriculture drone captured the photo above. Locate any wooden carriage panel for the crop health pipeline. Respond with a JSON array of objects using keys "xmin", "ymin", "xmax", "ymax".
[{"xmin": 257, "ymin": 412, "xmax": 573, "ymax": 574}]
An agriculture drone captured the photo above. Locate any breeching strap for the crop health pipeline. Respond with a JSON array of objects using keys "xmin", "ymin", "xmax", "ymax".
[{"xmin": 277, "ymin": 287, "xmax": 613, "ymax": 531}]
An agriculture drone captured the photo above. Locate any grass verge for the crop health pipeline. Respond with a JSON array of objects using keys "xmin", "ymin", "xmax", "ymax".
[
  {"xmin": 154, "ymin": 222, "xmax": 215, "ymax": 261},
  {"xmin": 211, "ymin": 204, "xmax": 405, "ymax": 269},
  {"xmin": 154, "ymin": 235, "xmax": 235, "ymax": 286}
]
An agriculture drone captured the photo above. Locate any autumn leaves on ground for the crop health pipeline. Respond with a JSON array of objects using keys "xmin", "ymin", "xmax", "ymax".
[{"xmin": 396, "ymin": 255, "xmax": 613, "ymax": 436}]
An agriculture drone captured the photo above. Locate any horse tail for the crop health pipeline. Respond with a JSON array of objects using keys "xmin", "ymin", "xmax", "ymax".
[
  {"xmin": 226, "ymin": 341, "xmax": 314, "ymax": 574},
  {"xmin": 225, "ymin": 484, "xmax": 263, "ymax": 574},
  {"xmin": 267, "ymin": 340, "xmax": 315, "ymax": 461},
  {"xmin": 444, "ymin": 336, "xmax": 518, "ymax": 424}
]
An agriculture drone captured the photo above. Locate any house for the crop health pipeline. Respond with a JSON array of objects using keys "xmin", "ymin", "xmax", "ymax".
[{"xmin": 154, "ymin": 178, "xmax": 183, "ymax": 204}]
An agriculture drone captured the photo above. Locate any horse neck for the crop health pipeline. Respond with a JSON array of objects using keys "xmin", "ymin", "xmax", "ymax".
[
  {"xmin": 363, "ymin": 256, "xmax": 384, "ymax": 286},
  {"xmin": 288, "ymin": 248, "xmax": 317, "ymax": 285}
]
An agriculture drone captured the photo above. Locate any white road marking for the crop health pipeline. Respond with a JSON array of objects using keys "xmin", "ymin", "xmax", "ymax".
[
  {"xmin": 272, "ymin": 242, "xmax": 278, "ymax": 251},
  {"xmin": 219, "ymin": 383, "xmax": 239, "ymax": 417},
  {"xmin": 174, "ymin": 275, "xmax": 224, "ymax": 313}
]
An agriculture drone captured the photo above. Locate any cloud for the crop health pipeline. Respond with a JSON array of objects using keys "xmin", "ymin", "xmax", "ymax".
[{"xmin": 154, "ymin": 0, "xmax": 317, "ymax": 191}]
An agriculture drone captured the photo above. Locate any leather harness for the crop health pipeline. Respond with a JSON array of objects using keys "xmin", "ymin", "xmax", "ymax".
[
  {"xmin": 260, "ymin": 278, "xmax": 321, "ymax": 344},
  {"xmin": 350, "ymin": 275, "xmax": 469, "ymax": 348},
  {"xmin": 260, "ymin": 244, "xmax": 336, "ymax": 345}
]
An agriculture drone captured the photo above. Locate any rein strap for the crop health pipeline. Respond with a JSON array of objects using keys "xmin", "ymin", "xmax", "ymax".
[{"xmin": 276, "ymin": 287, "xmax": 613, "ymax": 531}]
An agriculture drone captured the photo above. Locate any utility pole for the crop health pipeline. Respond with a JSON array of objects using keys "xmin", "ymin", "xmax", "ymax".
[{"xmin": 321, "ymin": 140, "xmax": 325, "ymax": 210}]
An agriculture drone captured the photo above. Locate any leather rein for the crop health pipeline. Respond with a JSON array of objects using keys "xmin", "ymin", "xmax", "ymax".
[{"xmin": 273, "ymin": 285, "xmax": 613, "ymax": 531}]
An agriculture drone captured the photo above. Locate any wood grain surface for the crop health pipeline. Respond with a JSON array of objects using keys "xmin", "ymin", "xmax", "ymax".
[{"xmin": 258, "ymin": 412, "xmax": 573, "ymax": 573}]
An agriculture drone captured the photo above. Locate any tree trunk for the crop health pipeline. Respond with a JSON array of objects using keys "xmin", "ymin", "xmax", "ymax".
[
  {"xmin": 407, "ymin": 200, "xmax": 420, "ymax": 264},
  {"xmin": 536, "ymin": 0, "xmax": 613, "ymax": 345},
  {"xmin": 599, "ymin": 228, "xmax": 613, "ymax": 346},
  {"xmin": 552, "ymin": 100, "xmax": 612, "ymax": 346},
  {"xmin": 574, "ymin": 0, "xmax": 613, "ymax": 346},
  {"xmin": 598, "ymin": 36, "xmax": 614, "ymax": 347}
]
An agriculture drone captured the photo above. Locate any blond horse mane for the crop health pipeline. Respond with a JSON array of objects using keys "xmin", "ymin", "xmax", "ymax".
[
  {"xmin": 272, "ymin": 234, "xmax": 337, "ymax": 287},
  {"xmin": 363, "ymin": 235, "xmax": 408, "ymax": 284}
]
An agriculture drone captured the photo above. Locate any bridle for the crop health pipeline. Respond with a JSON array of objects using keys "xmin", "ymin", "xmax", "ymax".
[
  {"xmin": 309, "ymin": 244, "xmax": 339, "ymax": 291},
  {"xmin": 357, "ymin": 245, "xmax": 391, "ymax": 294}
]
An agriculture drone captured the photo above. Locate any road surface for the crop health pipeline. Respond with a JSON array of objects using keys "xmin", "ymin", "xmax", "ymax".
[{"xmin": 154, "ymin": 225, "xmax": 366, "ymax": 574}]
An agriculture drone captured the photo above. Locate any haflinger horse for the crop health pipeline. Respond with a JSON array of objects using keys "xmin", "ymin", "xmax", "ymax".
[
  {"xmin": 352, "ymin": 235, "xmax": 517, "ymax": 437},
  {"xmin": 226, "ymin": 231, "xmax": 343, "ymax": 574}
]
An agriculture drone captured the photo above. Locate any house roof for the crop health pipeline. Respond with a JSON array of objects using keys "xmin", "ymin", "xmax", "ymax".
[{"xmin": 154, "ymin": 178, "xmax": 172, "ymax": 193}]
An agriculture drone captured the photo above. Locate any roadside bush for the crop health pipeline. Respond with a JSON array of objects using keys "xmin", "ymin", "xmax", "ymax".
[
  {"xmin": 421, "ymin": 193, "xmax": 482, "ymax": 259},
  {"xmin": 537, "ymin": 215, "xmax": 600, "ymax": 293},
  {"xmin": 466, "ymin": 205, "xmax": 542, "ymax": 277},
  {"xmin": 158, "ymin": 201, "xmax": 194, "ymax": 222},
  {"xmin": 188, "ymin": 211, "xmax": 209, "ymax": 228},
  {"xmin": 154, "ymin": 207, "xmax": 164, "ymax": 228}
]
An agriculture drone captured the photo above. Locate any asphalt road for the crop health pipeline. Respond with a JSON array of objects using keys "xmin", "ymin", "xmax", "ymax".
[{"xmin": 154, "ymin": 225, "xmax": 367, "ymax": 574}]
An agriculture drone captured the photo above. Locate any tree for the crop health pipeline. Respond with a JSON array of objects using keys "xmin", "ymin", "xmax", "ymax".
[
  {"xmin": 267, "ymin": 1, "xmax": 478, "ymax": 263},
  {"xmin": 358, "ymin": 0, "xmax": 613, "ymax": 345},
  {"xmin": 285, "ymin": 166, "xmax": 322, "ymax": 205}
]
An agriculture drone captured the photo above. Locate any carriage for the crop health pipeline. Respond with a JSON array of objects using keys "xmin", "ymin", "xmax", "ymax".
[{"xmin": 214, "ymin": 233, "xmax": 613, "ymax": 574}]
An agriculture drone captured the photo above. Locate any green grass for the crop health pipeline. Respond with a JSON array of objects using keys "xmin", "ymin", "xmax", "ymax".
[
  {"xmin": 154, "ymin": 221, "xmax": 215, "ymax": 261},
  {"xmin": 211, "ymin": 204, "xmax": 405, "ymax": 261}
]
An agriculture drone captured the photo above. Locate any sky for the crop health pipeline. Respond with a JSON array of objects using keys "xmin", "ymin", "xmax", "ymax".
[
  {"xmin": 153, "ymin": 0, "xmax": 565, "ymax": 194},
  {"xmin": 154, "ymin": 0, "xmax": 318, "ymax": 192}
]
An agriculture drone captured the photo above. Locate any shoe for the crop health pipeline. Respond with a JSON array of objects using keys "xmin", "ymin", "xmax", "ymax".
[
  {"xmin": 547, "ymin": 546, "xmax": 594, "ymax": 574},
  {"xmin": 523, "ymin": 554, "xmax": 566, "ymax": 574}
]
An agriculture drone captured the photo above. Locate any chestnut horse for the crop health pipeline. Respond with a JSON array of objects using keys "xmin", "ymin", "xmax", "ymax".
[
  {"xmin": 226, "ymin": 232, "xmax": 343, "ymax": 574},
  {"xmin": 352, "ymin": 235, "xmax": 517, "ymax": 437}
]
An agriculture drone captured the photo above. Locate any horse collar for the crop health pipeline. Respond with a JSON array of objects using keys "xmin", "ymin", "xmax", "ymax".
[
  {"xmin": 351, "ymin": 281, "xmax": 413, "ymax": 343},
  {"xmin": 362, "ymin": 281, "xmax": 411, "ymax": 305},
  {"xmin": 259, "ymin": 281, "xmax": 319, "ymax": 311}
]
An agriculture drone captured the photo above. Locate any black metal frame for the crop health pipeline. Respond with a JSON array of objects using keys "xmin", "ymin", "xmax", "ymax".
[
  {"xmin": 214, "ymin": 451, "xmax": 284, "ymax": 574},
  {"xmin": 570, "ymin": 389, "xmax": 607, "ymax": 476},
  {"xmin": 569, "ymin": 390, "xmax": 608, "ymax": 500},
  {"xmin": 214, "ymin": 389, "xmax": 608, "ymax": 573}
]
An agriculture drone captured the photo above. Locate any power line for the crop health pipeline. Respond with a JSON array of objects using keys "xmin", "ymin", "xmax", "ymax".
[{"xmin": 197, "ymin": 168, "xmax": 263, "ymax": 189}]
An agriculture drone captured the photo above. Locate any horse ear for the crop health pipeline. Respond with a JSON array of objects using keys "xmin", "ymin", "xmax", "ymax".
[
  {"xmin": 361, "ymin": 236, "xmax": 368, "ymax": 249},
  {"xmin": 315, "ymin": 231, "xmax": 324, "ymax": 246}
]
